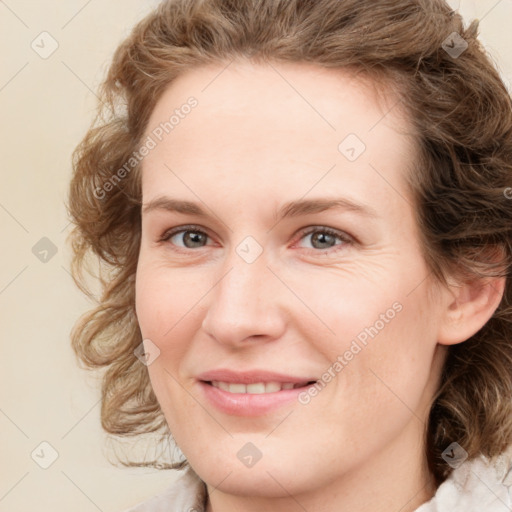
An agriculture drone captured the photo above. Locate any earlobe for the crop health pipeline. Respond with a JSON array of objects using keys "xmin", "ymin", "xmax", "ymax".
[{"xmin": 437, "ymin": 276, "xmax": 506, "ymax": 346}]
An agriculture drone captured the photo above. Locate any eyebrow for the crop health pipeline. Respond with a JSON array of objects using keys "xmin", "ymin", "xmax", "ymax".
[{"xmin": 142, "ymin": 196, "xmax": 379, "ymax": 221}]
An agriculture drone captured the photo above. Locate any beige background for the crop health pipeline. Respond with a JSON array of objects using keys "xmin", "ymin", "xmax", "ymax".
[{"xmin": 1, "ymin": 1, "xmax": 511, "ymax": 511}]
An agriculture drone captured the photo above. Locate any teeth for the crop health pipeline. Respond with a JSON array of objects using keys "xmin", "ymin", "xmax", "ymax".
[
  {"xmin": 210, "ymin": 381, "xmax": 304, "ymax": 393},
  {"xmin": 229, "ymin": 383, "xmax": 246, "ymax": 393},
  {"xmin": 246, "ymin": 383, "xmax": 266, "ymax": 394},
  {"xmin": 218, "ymin": 381, "xmax": 230, "ymax": 392},
  {"xmin": 263, "ymin": 382, "xmax": 281, "ymax": 393}
]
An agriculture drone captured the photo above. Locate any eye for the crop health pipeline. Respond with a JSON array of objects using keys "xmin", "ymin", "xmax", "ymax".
[
  {"xmin": 159, "ymin": 225, "xmax": 211, "ymax": 249},
  {"xmin": 296, "ymin": 226, "xmax": 353, "ymax": 253},
  {"xmin": 158, "ymin": 225, "xmax": 353, "ymax": 254}
]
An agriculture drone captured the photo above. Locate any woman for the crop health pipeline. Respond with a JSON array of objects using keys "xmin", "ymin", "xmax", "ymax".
[{"xmin": 68, "ymin": 0, "xmax": 512, "ymax": 510}]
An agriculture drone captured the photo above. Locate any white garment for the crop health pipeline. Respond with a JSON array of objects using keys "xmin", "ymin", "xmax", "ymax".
[{"xmin": 125, "ymin": 448, "xmax": 512, "ymax": 512}]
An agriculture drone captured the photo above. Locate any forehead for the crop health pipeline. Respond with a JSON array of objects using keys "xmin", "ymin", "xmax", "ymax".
[
  {"xmin": 140, "ymin": 60, "xmax": 417, "ymax": 208},
  {"xmin": 144, "ymin": 59, "xmax": 410, "ymax": 135}
]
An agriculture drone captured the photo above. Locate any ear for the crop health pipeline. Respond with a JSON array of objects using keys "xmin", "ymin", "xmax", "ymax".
[{"xmin": 437, "ymin": 275, "xmax": 506, "ymax": 346}]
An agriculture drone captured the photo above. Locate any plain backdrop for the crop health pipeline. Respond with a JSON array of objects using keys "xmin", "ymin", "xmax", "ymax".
[{"xmin": 1, "ymin": 1, "xmax": 511, "ymax": 511}]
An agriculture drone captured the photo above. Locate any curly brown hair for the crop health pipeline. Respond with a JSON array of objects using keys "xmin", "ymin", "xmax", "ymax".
[{"xmin": 67, "ymin": 0, "xmax": 512, "ymax": 486}]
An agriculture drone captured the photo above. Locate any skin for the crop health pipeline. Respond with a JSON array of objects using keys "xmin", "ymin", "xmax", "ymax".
[{"xmin": 135, "ymin": 60, "xmax": 505, "ymax": 512}]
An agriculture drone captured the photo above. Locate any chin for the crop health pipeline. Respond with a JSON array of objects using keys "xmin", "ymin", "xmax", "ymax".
[{"xmin": 185, "ymin": 442, "xmax": 320, "ymax": 499}]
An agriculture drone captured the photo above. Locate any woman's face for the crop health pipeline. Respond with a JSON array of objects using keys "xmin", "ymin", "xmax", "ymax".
[{"xmin": 135, "ymin": 61, "xmax": 450, "ymax": 502}]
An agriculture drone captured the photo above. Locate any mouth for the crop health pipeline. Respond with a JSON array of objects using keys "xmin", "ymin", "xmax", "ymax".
[
  {"xmin": 196, "ymin": 369, "xmax": 319, "ymax": 415},
  {"xmin": 199, "ymin": 378, "xmax": 318, "ymax": 416},
  {"xmin": 203, "ymin": 380, "xmax": 317, "ymax": 394}
]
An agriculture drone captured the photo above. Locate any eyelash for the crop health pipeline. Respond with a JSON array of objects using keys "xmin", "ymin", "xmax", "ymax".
[{"xmin": 158, "ymin": 224, "xmax": 354, "ymax": 255}]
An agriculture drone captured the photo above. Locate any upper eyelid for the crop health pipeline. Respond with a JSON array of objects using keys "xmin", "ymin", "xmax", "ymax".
[{"xmin": 160, "ymin": 224, "xmax": 211, "ymax": 240}]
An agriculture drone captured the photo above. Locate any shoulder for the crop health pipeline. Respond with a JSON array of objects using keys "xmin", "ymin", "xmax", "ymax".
[
  {"xmin": 121, "ymin": 467, "xmax": 207, "ymax": 512},
  {"xmin": 415, "ymin": 445, "xmax": 512, "ymax": 512}
]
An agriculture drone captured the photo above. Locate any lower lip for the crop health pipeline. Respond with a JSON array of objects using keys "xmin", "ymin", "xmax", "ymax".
[{"xmin": 198, "ymin": 381, "xmax": 315, "ymax": 416}]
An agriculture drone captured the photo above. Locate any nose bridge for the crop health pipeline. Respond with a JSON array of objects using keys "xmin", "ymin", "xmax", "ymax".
[{"xmin": 201, "ymin": 241, "xmax": 285, "ymax": 344}]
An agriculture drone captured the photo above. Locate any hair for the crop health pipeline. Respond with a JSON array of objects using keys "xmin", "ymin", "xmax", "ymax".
[{"xmin": 68, "ymin": 0, "xmax": 512, "ymax": 486}]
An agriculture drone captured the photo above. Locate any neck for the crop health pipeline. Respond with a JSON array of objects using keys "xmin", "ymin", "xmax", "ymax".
[{"xmin": 204, "ymin": 420, "xmax": 439, "ymax": 512}]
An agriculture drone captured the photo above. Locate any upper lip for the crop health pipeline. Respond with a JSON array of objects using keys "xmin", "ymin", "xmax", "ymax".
[{"xmin": 197, "ymin": 369, "xmax": 318, "ymax": 385}]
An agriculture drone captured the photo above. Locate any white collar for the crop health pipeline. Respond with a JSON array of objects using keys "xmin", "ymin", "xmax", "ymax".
[
  {"xmin": 126, "ymin": 447, "xmax": 512, "ymax": 511},
  {"xmin": 415, "ymin": 447, "xmax": 512, "ymax": 512}
]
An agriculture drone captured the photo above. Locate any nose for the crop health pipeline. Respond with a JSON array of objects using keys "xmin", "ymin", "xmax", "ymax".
[{"xmin": 201, "ymin": 247, "xmax": 287, "ymax": 347}]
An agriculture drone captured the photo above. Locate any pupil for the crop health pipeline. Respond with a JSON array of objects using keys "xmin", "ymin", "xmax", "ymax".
[
  {"xmin": 313, "ymin": 232, "xmax": 334, "ymax": 249},
  {"xmin": 184, "ymin": 231, "xmax": 205, "ymax": 248}
]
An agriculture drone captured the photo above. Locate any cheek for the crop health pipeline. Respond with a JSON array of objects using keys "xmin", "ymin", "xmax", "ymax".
[
  {"xmin": 134, "ymin": 261, "xmax": 208, "ymax": 403},
  {"xmin": 295, "ymin": 268, "xmax": 416, "ymax": 356},
  {"xmin": 135, "ymin": 265, "xmax": 197, "ymax": 426},
  {"xmin": 311, "ymin": 262, "xmax": 439, "ymax": 406},
  {"xmin": 334, "ymin": 289, "xmax": 438, "ymax": 427},
  {"xmin": 135, "ymin": 259, "xmax": 198, "ymax": 341}
]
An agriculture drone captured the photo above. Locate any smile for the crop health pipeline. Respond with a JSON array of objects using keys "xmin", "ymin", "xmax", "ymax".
[
  {"xmin": 199, "ymin": 378, "xmax": 318, "ymax": 416},
  {"xmin": 209, "ymin": 381, "xmax": 313, "ymax": 393}
]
